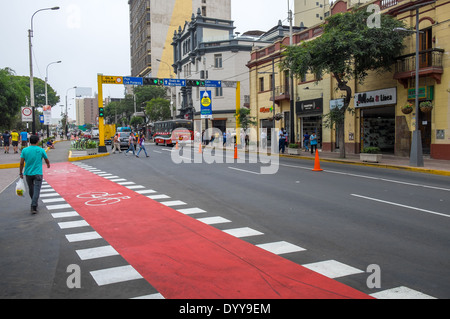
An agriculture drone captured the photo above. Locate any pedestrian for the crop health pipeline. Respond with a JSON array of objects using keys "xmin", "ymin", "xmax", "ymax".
[
  {"xmin": 2, "ymin": 130, "xmax": 11, "ymax": 153},
  {"xmin": 19, "ymin": 135, "xmax": 50, "ymax": 214},
  {"xmin": 303, "ymin": 131, "xmax": 310, "ymax": 152},
  {"xmin": 278, "ymin": 128, "xmax": 286, "ymax": 154},
  {"xmin": 125, "ymin": 132, "xmax": 136, "ymax": 156},
  {"xmin": 136, "ymin": 133, "xmax": 149, "ymax": 158},
  {"xmin": 20, "ymin": 129, "xmax": 29, "ymax": 150},
  {"xmin": 11, "ymin": 129, "xmax": 19, "ymax": 154},
  {"xmin": 112, "ymin": 133, "xmax": 121, "ymax": 154},
  {"xmin": 310, "ymin": 132, "xmax": 318, "ymax": 154}
]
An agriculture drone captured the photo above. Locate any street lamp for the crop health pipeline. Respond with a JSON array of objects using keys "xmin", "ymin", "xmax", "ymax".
[
  {"xmin": 156, "ymin": 58, "xmax": 175, "ymax": 119},
  {"xmin": 45, "ymin": 60, "xmax": 62, "ymax": 138},
  {"xmin": 29, "ymin": 6, "xmax": 60, "ymax": 135},
  {"xmin": 393, "ymin": 0, "xmax": 435, "ymax": 167},
  {"xmin": 65, "ymin": 86, "xmax": 77, "ymax": 138}
]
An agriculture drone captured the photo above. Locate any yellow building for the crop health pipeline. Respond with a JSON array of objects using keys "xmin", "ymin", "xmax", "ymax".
[{"xmin": 248, "ymin": 0, "xmax": 450, "ymax": 160}]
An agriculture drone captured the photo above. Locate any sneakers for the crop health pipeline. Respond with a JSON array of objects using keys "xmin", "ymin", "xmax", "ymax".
[{"xmin": 31, "ymin": 206, "xmax": 38, "ymax": 214}]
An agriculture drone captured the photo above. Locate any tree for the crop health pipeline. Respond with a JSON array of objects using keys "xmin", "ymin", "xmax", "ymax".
[
  {"xmin": 235, "ymin": 107, "xmax": 257, "ymax": 131},
  {"xmin": 0, "ymin": 68, "xmax": 26, "ymax": 129},
  {"xmin": 145, "ymin": 98, "xmax": 171, "ymax": 122},
  {"xmin": 282, "ymin": 7, "xmax": 407, "ymax": 158}
]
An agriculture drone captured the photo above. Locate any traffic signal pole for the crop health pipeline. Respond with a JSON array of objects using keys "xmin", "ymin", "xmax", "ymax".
[{"xmin": 97, "ymin": 74, "xmax": 107, "ymax": 153}]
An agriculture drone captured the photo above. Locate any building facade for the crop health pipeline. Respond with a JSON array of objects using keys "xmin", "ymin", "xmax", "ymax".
[
  {"xmin": 129, "ymin": 0, "xmax": 231, "ymax": 80},
  {"xmin": 248, "ymin": 0, "xmax": 450, "ymax": 160},
  {"xmin": 76, "ymin": 97, "xmax": 99, "ymax": 126}
]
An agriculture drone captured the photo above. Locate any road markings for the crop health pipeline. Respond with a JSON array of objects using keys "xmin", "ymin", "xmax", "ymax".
[
  {"xmin": 58, "ymin": 220, "xmax": 90, "ymax": 229},
  {"xmin": 228, "ymin": 167, "xmax": 261, "ymax": 175},
  {"xmin": 351, "ymin": 194, "xmax": 450, "ymax": 218},
  {"xmin": 160, "ymin": 200, "xmax": 186, "ymax": 207},
  {"xmin": 177, "ymin": 208, "xmax": 207, "ymax": 215},
  {"xmin": 147, "ymin": 194, "xmax": 171, "ymax": 200},
  {"xmin": 197, "ymin": 216, "xmax": 231, "ymax": 225},
  {"xmin": 302, "ymin": 260, "xmax": 364, "ymax": 279},
  {"xmin": 51, "ymin": 211, "xmax": 79, "ymax": 218},
  {"xmin": 76, "ymin": 245, "xmax": 119, "ymax": 260},
  {"xmin": 65, "ymin": 231, "xmax": 102, "ymax": 243},
  {"xmin": 223, "ymin": 227, "xmax": 264, "ymax": 238},
  {"xmin": 256, "ymin": 241, "xmax": 306, "ymax": 255},
  {"xmin": 47, "ymin": 204, "xmax": 72, "ymax": 210},
  {"xmin": 90, "ymin": 265, "xmax": 143, "ymax": 286},
  {"xmin": 370, "ymin": 286, "xmax": 436, "ymax": 299}
]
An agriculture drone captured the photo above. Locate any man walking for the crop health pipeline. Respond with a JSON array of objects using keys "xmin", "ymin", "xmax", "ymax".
[{"xmin": 19, "ymin": 135, "xmax": 50, "ymax": 214}]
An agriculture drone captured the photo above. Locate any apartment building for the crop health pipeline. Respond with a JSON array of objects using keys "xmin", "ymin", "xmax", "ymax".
[{"xmin": 129, "ymin": 0, "xmax": 231, "ymax": 79}]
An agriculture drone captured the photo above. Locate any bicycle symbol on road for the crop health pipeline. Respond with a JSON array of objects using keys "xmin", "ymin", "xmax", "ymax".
[{"xmin": 77, "ymin": 192, "xmax": 131, "ymax": 206}]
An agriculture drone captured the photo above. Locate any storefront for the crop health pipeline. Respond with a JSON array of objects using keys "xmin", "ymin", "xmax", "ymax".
[
  {"xmin": 296, "ymin": 98, "xmax": 323, "ymax": 148},
  {"xmin": 355, "ymin": 88, "xmax": 397, "ymax": 153}
]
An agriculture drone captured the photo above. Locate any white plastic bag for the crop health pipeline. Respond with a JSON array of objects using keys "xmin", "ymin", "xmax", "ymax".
[{"xmin": 16, "ymin": 179, "xmax": 26, "ymax": 197}]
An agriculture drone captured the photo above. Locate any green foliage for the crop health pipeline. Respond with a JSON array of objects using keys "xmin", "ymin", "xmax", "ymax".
[
  {"xmin": 282, "ymin": 7, "xmax": 407, "ymax": 157},
  {"xmin": 235, "ymin": 107, "xmax": 257, "ymax": 130},
  {"xmin": 362, "ymin": 146, "xmax": 381, "ymax": 154},
  {"xmin": 145, "ymin": 98, "xmax": 171, "ymax": 122}
]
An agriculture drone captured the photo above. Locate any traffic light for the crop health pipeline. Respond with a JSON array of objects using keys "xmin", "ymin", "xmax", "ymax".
[
  {"xmin": 99, "ymin": 107, "xmax": 105, "ymax": 118},
  {"xmin": 143, "ymin": 78, "xmax": 164, "ymax": 86},
  {"xmin": 187, "ymin": 79, "xmax": 205, "ymax": 87}
]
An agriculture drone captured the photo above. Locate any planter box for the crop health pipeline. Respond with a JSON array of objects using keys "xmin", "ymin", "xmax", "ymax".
[
  {"xmin": 287, "ymin": 148, "xmax": 301, "ymax": 155},
  {"xmin": 360, "ymin": 153, "xmax": 382, "ymax": 163}
]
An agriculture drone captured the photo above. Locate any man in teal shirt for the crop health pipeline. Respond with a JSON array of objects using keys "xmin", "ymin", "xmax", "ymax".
[{"xmin": 19, "ymin": 135, "xmax": 51, "ymax": 214}]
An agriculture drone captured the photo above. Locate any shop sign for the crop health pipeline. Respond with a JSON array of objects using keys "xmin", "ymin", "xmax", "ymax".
[
  {"xmin": 354, "ymin": 88, "xmax": 396, "ymax": 108},
  {"xmin": 260, "ymin": 107, "xmax": 272, "ymax": 113},
  {"xmin": 296, "ymin": 98, "xmax": 323, "ymax": 115},
  {"xmin": 408, "ymin": 86, "xmax": 434, "ymax": 100}
]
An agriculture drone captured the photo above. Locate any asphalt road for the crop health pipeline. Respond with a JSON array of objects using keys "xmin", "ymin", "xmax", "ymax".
[{"xmin": 1, "ymin": 143, "xmax": 448, "ymax": 299}]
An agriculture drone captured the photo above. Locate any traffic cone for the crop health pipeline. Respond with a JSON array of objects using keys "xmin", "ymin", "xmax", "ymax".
[
  {"xmin": 312, "ymin": 149, "xmax": 323, "ymax": 172},
  {"xmin": 198, "ymin": 143, "xmax": 202, "ymax": 153},
  {"xmin": 175, "ymin": 141, "xmax": 179, "ymax": 150},
  {"xmin": 234, "ymin": 143, "xmax": 239, "ymax": 159}
]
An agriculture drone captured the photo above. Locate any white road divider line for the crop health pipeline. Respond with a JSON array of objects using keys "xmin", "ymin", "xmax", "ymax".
[{"xmin": 351, "ymin": 194, "xmax": 450, "ymax": 218}]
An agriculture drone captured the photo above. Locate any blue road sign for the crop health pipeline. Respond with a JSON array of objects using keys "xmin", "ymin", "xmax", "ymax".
[
  {"xmin": 205, "ymin": 80, "xmax": 222, "ymax": 88},
  {"xmin": 123, "ymin": 77, "xmax": 143, "ymax": 86},
  {"xmin": 200, "ymin": 91, "xmax": 213, "ymax": 119},
  {"xmin": 164, "ymin": 78, "xmax": 186, "ymax": 87},
  {"xmin": 39, "ymin": 115, "xmax": 44, "ymax": 123}
]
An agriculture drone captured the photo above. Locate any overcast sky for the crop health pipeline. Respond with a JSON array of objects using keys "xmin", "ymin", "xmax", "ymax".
[{"xmin": 0, "ymin": 1, "xmax": 290, "ymax": 120}]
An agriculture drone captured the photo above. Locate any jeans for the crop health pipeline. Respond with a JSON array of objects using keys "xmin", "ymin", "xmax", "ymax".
[
  {"xmin": 136, "ymin": 145, "xmax": 148, "ymax": 157},
  {"xmin": 25, "ymin": 175, "xmax": 43, "ymax": 208},
  {"xmin": 125, "ymin": 143, "xmax": 135, "ymax": 155}
]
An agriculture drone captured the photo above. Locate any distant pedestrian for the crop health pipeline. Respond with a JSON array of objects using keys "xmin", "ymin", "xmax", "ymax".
[
  {"xmin": 125, "ymin": 133, "xmax": 136, "ymax": 156},
  {"xmin": 11, "ymin": 129, "xmax": 19, "ymax": 154},
  {"xmin": 20, "ymin": 129, "xmax": 29, "ymax": 150},
  {"xmin": 19, "ymin": 135, "xmax": 50, "ymax": 214},
  {"xmin": 278, "ymin": 128, "xmax": 286, "ymax": 154},
  {"xmin": 112, "ymin": 134, "xmax": 121, "ymax": 154},
  {"xmin": 136, "ymin": 133, "xmax": 149, "ymax": 158},
  {"xmin": 2, "ymin": 130, "xmax": 11, "ymax": 153},
  {"xmin": 310, "ymin": 132, "xmax": 318, "ymax": 154},
  {"xmin": 303, "ymin": 132, "xmax": 310, "ymax": 152}
]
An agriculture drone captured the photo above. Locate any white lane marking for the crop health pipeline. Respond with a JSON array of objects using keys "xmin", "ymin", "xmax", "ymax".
[
  {"xmin": 370, "ymin": 286, "xmax": 436, "ymax": 299},
  {"xmin": 76, "ymin": 245, "xmax": 119, "ymax": 260},
  {"xmin": 47, "ymin": 204, "xmax": 72, "ymax": 210},
  {"xmin": 131, "ymin": 293, "xmax": 165, "ymax": 299},
  {"xmin": 65, "ymin": 231, "xmax": 102, "ymax": 243},
  {"xmin": 147, "ymin": 194, "xmax": 171, "ymax": 200},
  {"xmin": 51, "ymin": 211, "xmax": 79, "ymax": 218},
  {"xmin": 40, "ymin": 192, "xmax": 61, "ymax": 198},
  {"xmin": 160, "ymin": 200, "xmax": 186, "ymax": 207},
  {"xmin": 90, "ymin": 265, "xmax": 143, "ymax": 286},
  {"xmin": 228, "ymin": 167, "xmax": 261, "ymax": 175},
  {"xmin": 302, "ymin": 260, "xmax": 364, "ymax": 279},
  {"xmin": 58, "ymin": 220, "xmax": 89, "ymax": 229},
  {"xmin": 177, "ymin": 208, "xmax": 207, "ymax": 215},
  {"xmin": 136, "ymin": 189, "xmax": 157, "ymax": 195},
  {"xmin": 223, "ymin": 227, "xmax": 264, "ymax": 238},
  {"xmin": 126, "ymin": 185, "xmax": 145, "ymax": 189},
  {"xmin": 196, "ymin": 216, "xmax": 231, "ymax": 225},
  {"xmin": 256, "ymin": 241, "xmax": 306, "ymax": 255},
  {"xmin": 42, "ymin": 197, "xmax": 65, "ymax": 203},
  {"xmin": 351, "ymin": 194, "xmax": 450, "ymax": 218}
]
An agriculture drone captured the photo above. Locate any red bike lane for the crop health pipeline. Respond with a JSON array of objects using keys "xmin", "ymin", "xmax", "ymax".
[{"xmin": 44, "ymin": 162, "xmax": 371, "ymax": 299}]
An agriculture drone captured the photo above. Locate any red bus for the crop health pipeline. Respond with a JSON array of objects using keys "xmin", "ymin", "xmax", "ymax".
[{"xmin": 153, "ymin": 120, "xmax": 193, "ymax": 146}]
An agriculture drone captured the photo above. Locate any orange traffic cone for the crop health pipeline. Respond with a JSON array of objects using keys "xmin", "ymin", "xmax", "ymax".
[
  {"xmin": 175, "ymin": 141, "xmax": 179, "ymax": 150},
  {"xmin": 312, "ymin": 149, "xmax": 323, "ymax": 172},
  {"xmin": 198, "ymin": 143, "xmax": 202, "ymax": 153},
  {"xmin": 234, "ymin": 143, "xmax": 239, "ymax": 159}
]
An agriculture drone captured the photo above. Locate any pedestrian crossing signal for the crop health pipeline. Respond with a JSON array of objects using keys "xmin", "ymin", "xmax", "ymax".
[
  {"xmin": 143, "ymin": 78, "xmax": 164, "ymax": 86},
  {"xmin": 99, "ymin": 107, "xmax": 105, "ymax": 118},
  {"xmin": 187, "ymin": 79, "xmax": 205, "ymax": 87}
]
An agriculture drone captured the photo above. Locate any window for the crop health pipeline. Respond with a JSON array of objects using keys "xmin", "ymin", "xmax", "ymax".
[
  {"xmin": 215, "ymin": 87, "xmax": 223, "ymax": 97},
  {"xmin": 259, "ymin": 77, "xmax": 264, "ymax": 92},
  {"xmin": 214, "ymin": 54, "xmax": 222, "ymax": 68}
]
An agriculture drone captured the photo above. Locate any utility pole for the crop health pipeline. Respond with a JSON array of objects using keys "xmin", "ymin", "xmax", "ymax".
[{"xmin": 288, "ymin": 0, "xmax": 295, "ymax": 144}]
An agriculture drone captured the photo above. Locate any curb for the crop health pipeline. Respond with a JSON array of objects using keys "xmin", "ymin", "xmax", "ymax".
[
  {"xmin": 68, "ymin": 150, "xmax": 110, "ymax": 162},
  {"xmin": 278, "ymin": 153, "xmax": 450, "ymax": 177}
]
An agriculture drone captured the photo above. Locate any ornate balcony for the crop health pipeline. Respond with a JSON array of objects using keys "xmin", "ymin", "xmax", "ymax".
[
  {"xmin": 394, "ymin": 48, "xmax": 444, "ymax": 88},
  {"xmin": 270, "ymin": 85, "xmax": 290, "ymax": 104}
]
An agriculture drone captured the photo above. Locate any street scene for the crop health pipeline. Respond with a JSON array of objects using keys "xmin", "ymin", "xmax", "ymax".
[{"xmin": 1, "ymin": 0, "xmax": 450, "ymax": 305}]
